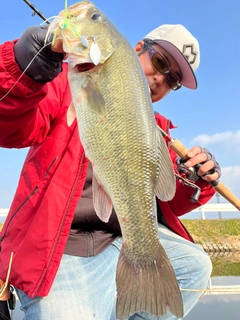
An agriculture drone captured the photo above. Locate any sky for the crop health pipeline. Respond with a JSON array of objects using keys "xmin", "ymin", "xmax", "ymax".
[{"xmin": 0, "ymin": 0, "xmax": 240, "ymax": 209}]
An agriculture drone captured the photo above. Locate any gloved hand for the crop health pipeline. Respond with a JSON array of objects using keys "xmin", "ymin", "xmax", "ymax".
[
  {"xmin": 14, "ymin": 26, "xmax": 64, "ymax": 83},
  {"xmin": 184, "ymin": 147, "xmax": 221, "ymax": 182}
]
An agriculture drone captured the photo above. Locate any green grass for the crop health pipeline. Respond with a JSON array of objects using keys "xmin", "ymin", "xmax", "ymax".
[
  {"xmin": 211, "ymin": 257, "xmax": 240, "ymax": 277},
  {"xmin": 182, "ymin": 219, "xmax": 240, "ymax": 276},
  {"xmin": 181, "ymin": 219, "xmax": 240, "ymax": 244}
]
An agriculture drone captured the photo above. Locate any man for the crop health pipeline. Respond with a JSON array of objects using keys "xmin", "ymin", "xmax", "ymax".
[{"xmin": 0, "ymin": 22, "xmax": 220, "ymax": 319}]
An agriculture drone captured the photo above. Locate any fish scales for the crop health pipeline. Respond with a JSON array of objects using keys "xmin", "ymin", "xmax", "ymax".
[{"xmin": 48, "ymin": 1, "xmax": 184, "ymax": 318}]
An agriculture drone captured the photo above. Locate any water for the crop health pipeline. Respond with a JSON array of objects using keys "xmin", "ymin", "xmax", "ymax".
[
  {"xmin": 184, "ymin": 276, "xmax": 240, "ymax": 320},
  {"xmin": 184, "ymin": 294, "xmax": 240, "ymax": 320}
]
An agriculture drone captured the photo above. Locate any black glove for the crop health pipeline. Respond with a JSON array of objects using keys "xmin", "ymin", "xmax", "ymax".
[
  {"xmin": 200, "ymin": 147, "xmax": 221, "ymax": 179},
  {"xmin": 14, "ymin": 26, "xmax": 64, "ymax": 83}
]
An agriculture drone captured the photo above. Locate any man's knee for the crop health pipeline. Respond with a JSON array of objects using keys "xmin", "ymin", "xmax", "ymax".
[{"xmin": 191, "ymin": 249, "xmax": 212, "ymax": 286}]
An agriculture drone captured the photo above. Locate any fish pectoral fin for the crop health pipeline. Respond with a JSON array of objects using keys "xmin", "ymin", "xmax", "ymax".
[
  {"xmin": 116, "ymin": 244, "xmax": 183, "ymax": 319},
  {"xmin": 82, "ymin": 75, "xmax": 106, "ymax": 114},
  {"xmin": 66, "ymin": 102, "xmax": 76, "ymax": 126},
  {"xmin": 155, "ymin": 127, "xmax": 176, "ymax": 202},
  {"xmin": 92, "ymin": 173, "xmax": 113, "ymax": 223}
]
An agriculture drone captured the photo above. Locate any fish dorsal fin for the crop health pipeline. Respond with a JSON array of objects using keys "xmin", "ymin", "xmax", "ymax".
[
  {"xmin": 92, "ymin": 171, "xmax": 113, "ymax": 223},
  {"xmin": 155, "ymin": 126, "xmax": 176, "ymax": 201},
  {"xmin": 82, "ymin": 75, "xmax": 106, "ymax": 114}
]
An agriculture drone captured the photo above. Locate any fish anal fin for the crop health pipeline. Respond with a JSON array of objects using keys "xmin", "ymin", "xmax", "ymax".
[
  {"xmin": 92, "ymin": 173, "xmax": 113, "ymax": 223},
  {"xmin": 155, "ymin": 127, "xmax": 176, "ymax": 202},
  {"xmin": 116, "ymin": 244, "xmax": 183, "ymax": 319}
]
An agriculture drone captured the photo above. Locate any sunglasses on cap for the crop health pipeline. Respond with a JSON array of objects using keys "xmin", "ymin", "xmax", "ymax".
[{"xmin": 144, "ymin": 43, "xmax": 182, "ymax": 91}]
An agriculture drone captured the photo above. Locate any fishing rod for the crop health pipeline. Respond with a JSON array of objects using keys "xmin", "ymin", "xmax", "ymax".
[
  {"xmin": 23, "ymin": 0, "xmax": 50, "ymax": 24},
  {"xmin": 159, "ymin": 127, "xmax": 240, "ymax": 210}
]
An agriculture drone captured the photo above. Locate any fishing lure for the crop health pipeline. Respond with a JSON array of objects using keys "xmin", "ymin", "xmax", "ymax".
[
  {"xmin": 1, "ymin": 0, "xmax": 104, "ymax": 103},
  {"xmin": 45, "ymin": 0, "xmax": 101, "ymax": 65},
  {"xmin": 46, "ymin": 0, "xmax": 80, "ymax": 49}
]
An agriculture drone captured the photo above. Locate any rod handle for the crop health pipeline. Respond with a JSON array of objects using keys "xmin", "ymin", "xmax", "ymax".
[
  {"xmin": 169, "ymin": 138, "xmax": 189, "ymax": 160},
  {"xmin": 215, "ymin": 181, "xmax": 240, "ymax": 210}
]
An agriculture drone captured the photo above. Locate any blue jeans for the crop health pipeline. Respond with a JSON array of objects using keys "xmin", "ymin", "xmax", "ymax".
[{"xmin": 16, "ymin": 224, "xmax": 212, "ymax": 320}]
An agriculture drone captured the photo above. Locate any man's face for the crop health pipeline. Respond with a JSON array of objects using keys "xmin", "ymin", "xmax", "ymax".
[{"xmin": 135, "ymin": 41, "xmax": 182, "ymax": 103}]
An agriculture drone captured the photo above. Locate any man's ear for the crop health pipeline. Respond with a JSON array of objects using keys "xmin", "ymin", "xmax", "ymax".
[{"xmin": 134, "ymin": 40, "xmax": 144, "ymax": 55}]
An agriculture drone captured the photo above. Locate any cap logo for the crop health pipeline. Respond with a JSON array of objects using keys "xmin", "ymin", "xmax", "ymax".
[{"xmin": 182, "ymin": 44, "xmax": 197, "ymax": 65}]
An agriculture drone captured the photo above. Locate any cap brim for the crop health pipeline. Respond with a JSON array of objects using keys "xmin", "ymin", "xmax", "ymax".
[{"xmin": 154, "ymin": 40, "xmax": 197, "ymax": 89}]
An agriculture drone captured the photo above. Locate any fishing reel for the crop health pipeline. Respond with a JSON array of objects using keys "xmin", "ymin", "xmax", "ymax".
[
  {"xmin": 176, "ymin": 157, "xmax": 199, "ymax": 181},
  {"xmin": 176, "ymin": 157, "xmax": 217, "ymax": 202},
  {"xmin": 175, "ymin": 157, "xmax": 201, "ymax": 203}
]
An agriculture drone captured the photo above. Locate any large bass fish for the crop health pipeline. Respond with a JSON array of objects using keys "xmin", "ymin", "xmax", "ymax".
[{"xmin": 47, "ymin": 1, "xmax": 183, "ymax": 318}]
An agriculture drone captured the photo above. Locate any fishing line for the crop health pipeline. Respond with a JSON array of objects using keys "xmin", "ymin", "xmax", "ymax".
[
  {"xmin": 0, "ymin": 41, "xmax": 53, "ymax": 102},
  {"xmin": 2, "ymin": 0, "xmax": 95, "ymax": 102},
  {"xmin": 39, "ymin": 16, "xmax": 59, "ymax": 26},
  {"xmin": 0, "ymin": 8, "xmax": 90, "ymax": 102},
  {"xmin": 0, "ymin": 10, "xmax": 69, "ymax": 102},
  {"xmin": 0, "ymin": 14, "xmax": 58, "ymax": 102},
  {"xmin": 0, "ymin": 29, "xmax": 74, "ymax": 101}
]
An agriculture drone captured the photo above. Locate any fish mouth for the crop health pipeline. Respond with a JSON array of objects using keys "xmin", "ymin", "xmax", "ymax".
[
  {"xmin": 68, "ymin": 54, "xmax": 96, "ymax": 73},
  {"xmin": 75, "ymin": 63, "xmax": 96, "ymax": 72}
]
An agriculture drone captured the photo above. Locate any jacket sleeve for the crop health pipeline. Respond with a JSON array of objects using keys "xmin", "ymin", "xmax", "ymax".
[
  {"xmin": 154, "ymin": 112, "xmax": 215, "ymax": 216},
  {"xmin": 0, "ymin": 40, "xmax": 69, "ymax": 149}
]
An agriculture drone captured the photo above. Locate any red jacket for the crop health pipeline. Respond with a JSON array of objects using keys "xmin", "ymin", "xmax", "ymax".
[{"xmin": 0, "ymin": 40, "xmax": 215, "ymax": 298}]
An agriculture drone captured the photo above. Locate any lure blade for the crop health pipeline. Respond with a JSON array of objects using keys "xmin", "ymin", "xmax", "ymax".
[
  {"xmin": 81, "ymin": 36, "xmax": 89, "ymax": 47},
  {"xmin": 90, "ymin": 42, "xmax": 101, "ymax": 65}
]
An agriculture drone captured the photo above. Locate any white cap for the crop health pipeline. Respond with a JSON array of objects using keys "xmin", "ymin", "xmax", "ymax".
[{"xmin": 144, "ymin": 24, "xmax": 200, "ymax": 89}]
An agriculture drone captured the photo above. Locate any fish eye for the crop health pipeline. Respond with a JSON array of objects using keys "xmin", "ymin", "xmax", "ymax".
[{"xmin": 91, "ymin": 13, "xmax": 101, "ymax": 20}]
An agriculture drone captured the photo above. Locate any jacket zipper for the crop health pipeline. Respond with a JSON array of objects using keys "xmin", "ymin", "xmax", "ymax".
[
  {"xmin": 35, "ymin": 152, "xmax": 85, "ymax": 296},
  {"xmin": 0, "ymin": 156, "xmax": 59, "ymax": 251},
  {"xmin": 86, "ymin": 232, "xmax": 94, "ymax": 257},
  {"xmin": 0, "ymin": 185, "xmax": 39, "ymax": 252},
  {"xmin": 44, "ymin": 156, "xmax": 58, "ymax": 179}
]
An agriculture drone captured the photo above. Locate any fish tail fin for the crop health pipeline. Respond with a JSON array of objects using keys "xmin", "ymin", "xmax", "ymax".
[{"xmin": 116, "ymin": 245, "xmax": 183, "ymax": 319}]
